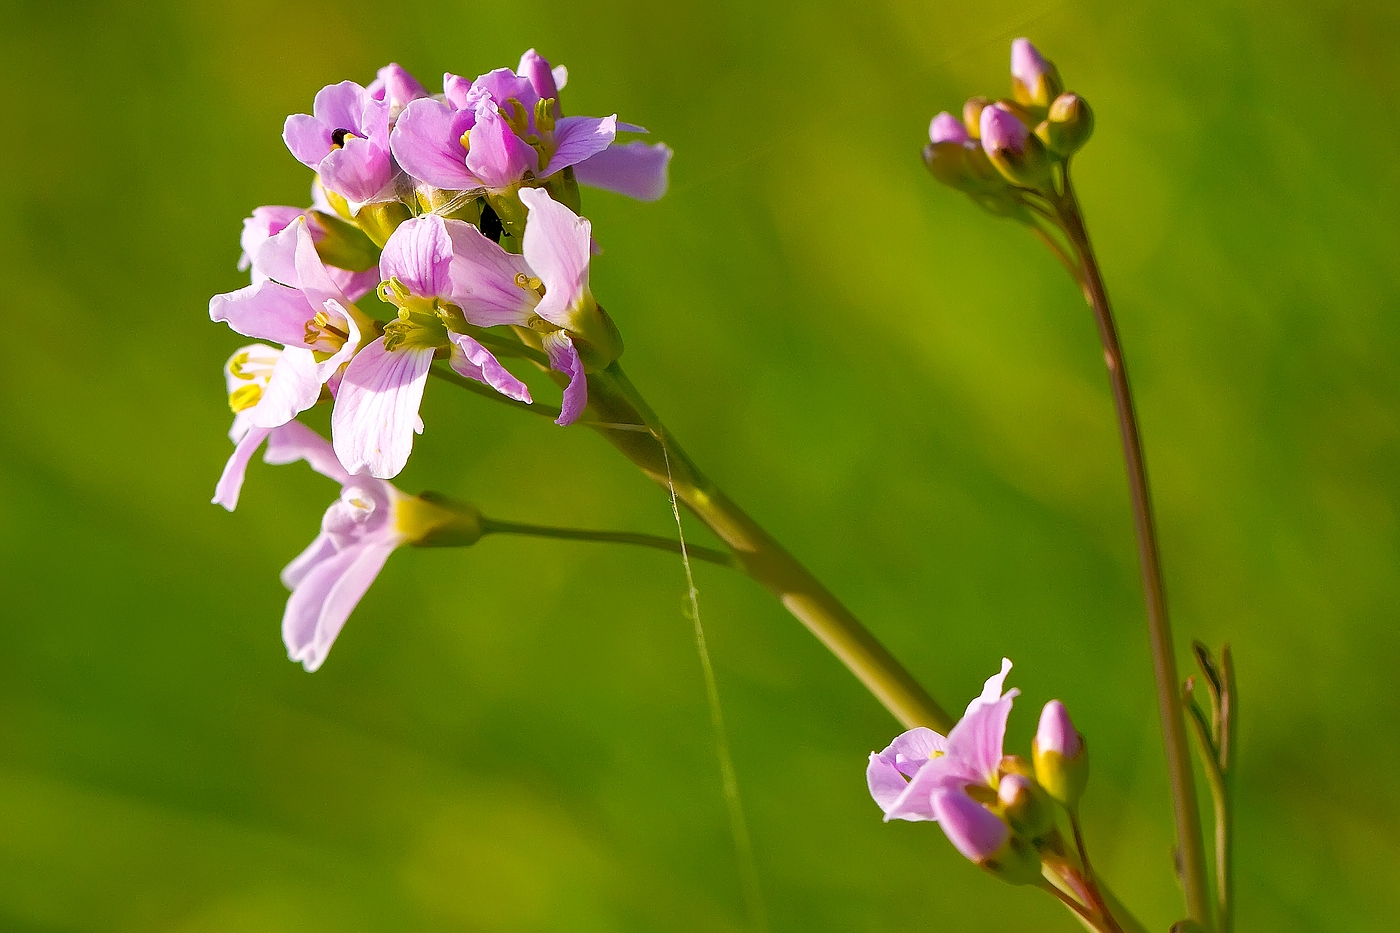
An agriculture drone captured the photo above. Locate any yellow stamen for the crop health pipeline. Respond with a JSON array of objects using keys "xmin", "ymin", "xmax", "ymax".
[{"xmin": 228, "ymin": 384, "xmax": 262, "ymax": 413}]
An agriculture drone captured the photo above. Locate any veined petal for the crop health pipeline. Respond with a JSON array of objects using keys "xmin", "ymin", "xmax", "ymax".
[
  {"xmin": 932, "ymin": 788, "xmax": 1009, "ymax": 862},
  {"xmin": 391, "ymin": 98, "xmax": 481, "ymax": 190},
  {"xmin": 443, "ymin": 219, "xmax": 538, "ymax": 326},
  {"xmin": 867, "ymin": 752, "xmax": 914, "ymax": 815},
  {"xmin": 542, "ymin": 115, "xmax": 617, "ymax": 177},
  {"xmin": 210, "ymin": 280, "xmax": 315, "ymax": 348},
  {"xmin": 246, "ymin": 347, "xmax": 323, "ymax": 428},
  {"xmin": 381, "ymin": 215, "xmax": 453, "ymax": 298},
  {"xmin": 541, "ymin": 330, "xmax": 587, "ymax": 426},
  {"xmin": 313, "ymin": 81, "xmax": 369, "ymax": 137},
  {"xmin": 572, "ymin": 141, "xmax": 673, "ymax": 202},
  {"xmin": 320, "ymin": 135, "xmax": 392, "ymax": 203},
  {"xmin": 880, "ymin": 726, "xmax": 949, "ymax": 778},
  {"xmin": 466, "ymin": 105, "xmax": 538, "ymax": 189},
  {"xmin": 212, "ymin": 425, "xmax": 272, "ymax": 511},
  {"xmin": 447, "ymin": 332, "xmax": 532, "ymax": 403},
  {"xmin": 880, "ymin": 753, "xmax": 962, "ymax": 822},
  {"xmin": 331, "ymin": 337, "xmax": 435, "ymax": 478},
  {"xmin": 519, "ymin": 187, "xmax": 591, "ymax": 331},
  {"xmin": 263, "ymin": 419, "xmax": 353, "ymax": 486},
  {"xmin": 249, "ymin": 217, "xmax": 301, "ymax": 287},
  {"xmin": 240, "ymin": 206, "xmax": 305, "ymax": 273},
  {"xmin": 282, "ymin": 537, "xmax": 398, "ymax": 672},
  {"xmin": 293, "ymin": 219, "xmax": 353, "ymax": 323}
]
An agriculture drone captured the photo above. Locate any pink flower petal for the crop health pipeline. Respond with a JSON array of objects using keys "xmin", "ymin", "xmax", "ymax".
[
  {"xmin": 448, "ymin": 332, "xmax": 532, "ymax": 403},
  {"xmin": 331, "ymin": 337, "xmax": 436, "ymax": 478},
  {"xmin": 443, "ymin": 219, "xmax": 538, "ymax": 326},
  {"xmin": 541, "ymin": 330, "xmax": 587, "ymax": 426},
  {"xmin": 518, "ymin": 187, "xmax": 591, "ymax": 331},
  {"xmin": 380, "ymin": 215, "xmax": 453, "ymax": 298},
  {"xmin": 572, "ymin": 141, "xmax": 673, "ymax": 202},
  {"xmin": 212, "ymin": 425, "xmax": 272, "ymax": 511},
  {"xmin": 542, "ymin": 115, "xmax": 617, "ymax": 177},
  {"xmin": 391, "ymin": 98, "xmax": 480, "ymax": 190},
  {"xmin": 263, "ymin": 420, "xmax": 353, "ymax": 485}
]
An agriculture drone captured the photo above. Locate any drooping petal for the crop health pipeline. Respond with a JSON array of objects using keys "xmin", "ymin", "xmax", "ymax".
[
  {"xmin": 541, "ymin": 330, "xmax": 587, "ymax": 426},
  {"xmin": 320, "ymin": 134, "xmax": 392, "ymax": 203},
  {"xmin": 280, "ymin": 531, "xmax": 337, "ymax": 590},
  {"xmin": 282, "ymin": 538, "xmax": 398, "ymax": 672},
  {"xmin": 931, "ymin": 788, "xmax": 1009, "ymax": 863},
  {"xmin": 390, "ymin": 98, "xmax": 481, "ymax": 190},
  {"xmin": 443, "ymin": 219, "xmax": 538, "ymax": 326},
  {"xmin": 447, "ymin": 332, "xmax": 532, "ymax": 403},
  {"xmin": 212, "ymin": 425, "xmax": 272, "ymax": 511},
  {"xmin": 542, "ymin": 115, "xmax": 617, "ymax": 176},
  {"xmin": 466, "ymin": 105, "xmax": 539, "ymax": 189},
  {"xmin": 519, "ymin": 187, "xmax": 591, "ymax": 330},
  {"xmin": 246, "ymin": 347, "xmax": 324, "ymax": 428},
  {"xmin": 572, "ymin": 141, "xmax": 673, "ymax": 201},
  {"xmin": 209, "ymin": 280, "xmax": 314, "ymax": 348},
  {"xmin": 331, "ymin": 337, "xmax": 436, "ymax": 478},
  {"xmin": 263, "ymin": 419, "xmax": 353, "ymax": 486},
  {"xmin": 380, "ymin": 215, "xmax": 453, "ymax": 298}
]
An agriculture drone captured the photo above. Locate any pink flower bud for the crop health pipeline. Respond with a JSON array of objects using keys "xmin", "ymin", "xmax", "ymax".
[
  {"xmin": 929, "ymin": 111, "xmax": 970, "ymax": 145},
  {"xmin": 1036, "ymin": 700, "xmax": 1081, "ymax": 757},
  {"xmin": 1011, "ymin": 39, "xmax": 1052, "ymax": 91},
  {"xmin": 979, "ymin": 104, "xmax": 1028, "ymax": 155},
  {"xmin": 997, "ymin": 772, "xmax": 1034, "ymax": 808},
  {"xmin": 932, "ymin": 789, "xmax": 1009, "ymax": 863}
]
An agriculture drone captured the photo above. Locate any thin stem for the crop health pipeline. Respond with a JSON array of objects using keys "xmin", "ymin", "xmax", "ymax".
[
  {"xmin": 1039, "ymin": 877, "xmax": 1109, "ymax": 933},
  {"xmin": 1052, "ymin": 169, "xmax": 1211, "ymax": 926},
  {"xmin": 481, "ymin": 517, "xmax": 739, "ymax": 569},
  {"xmin": 1070, "ymin": 809, "xmax": 1123, "ymax": 933},
  {"xmin": 584, "ymin": 362, "xmax": 955, "ymax": 732},
  {"xmin": 1217, "ymin": 646, "xmax": 1236, "ymax": 933}
]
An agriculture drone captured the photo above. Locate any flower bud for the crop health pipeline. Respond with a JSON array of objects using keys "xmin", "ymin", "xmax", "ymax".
[
  {"xmin": 355, "ymin": 200, "xmax": 413, "ymax": 248},
  {"xmin": 933, "ymin": 790, "xmax": 1041, "ymax": 885},
  {"xmin": 996, "ymin": 773, "xmax": 1055, "ymax": 840},
  {"xmin": 930, "ymin": 111, "xmax": 970, "ymax": 145},
  {"xmin": 397, "ymin": 491, "xmax": 484, "ymax": 548},
  {"xmin": 308, "ymin": 210, "xmax": 381, "ymax": 272},
  {"xmin": 1036, "ymin": 92, "xmax": 1095, "ymax": 157},
  {"xmin": 1010, "ymin": 38, "xmax": 1063, "ymax": 108},
  {"xmin": 962, "ymin": 97, "xmax": 991, "ymax": 139},
  {"xmin": 1033, "ymin": 700, "xmax": 1089, "ymax": 807},
  {"xmin": 980, "ymin": 104, "xmax": 1052, "ymax": 187}
]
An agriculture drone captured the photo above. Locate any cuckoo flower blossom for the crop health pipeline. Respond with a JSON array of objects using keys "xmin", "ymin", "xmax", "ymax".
[
  {"xmin": 867, "ymin": 658, "xmax": 1020, "ymax": 822},
  {"xmin": 263, "ymin": 421, "xmax": 411, "ymax": 672},
  {"xmin": 331, "ymin": 214, "xmax": 532, "ymax": 478},
  {"xmin": 212, "ymin": 342, "xmax": 342, "ymax": 511},
  {"xmin": 391, "ymin": 49, "xmax": 671, "ymax": 201},
  {"xmin": 239, "ymin": 205, "xmax": 378, "ymax": 300},
  {"xmin": 284, "ymin": 79, "xmax": 396, "ymax": 204}
]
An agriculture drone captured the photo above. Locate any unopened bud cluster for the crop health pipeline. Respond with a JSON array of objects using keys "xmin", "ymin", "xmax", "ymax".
[
  {"xmin": 923, "ymin": 39, "xmax": 1094, "ymax": 213},
  {"xmin": 867, "ymin": 660, "xmax": 1091, "ymax": 886}
]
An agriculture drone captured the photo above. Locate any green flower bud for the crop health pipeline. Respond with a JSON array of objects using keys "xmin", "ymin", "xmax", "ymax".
[
  {"xmin": 356, "ymin": 200, "xmax": 413, "ymax": 248},
  {"xmin": 398, "ymin": 491, "xmax": 485, "ymax": 548},
  {"xmin": 1036, "ymin": 93, "xmax": 1095, "ymax": 157},
  {"xmin": 309, "ymin": 210, "xmax": 381, "ymax": 272}
]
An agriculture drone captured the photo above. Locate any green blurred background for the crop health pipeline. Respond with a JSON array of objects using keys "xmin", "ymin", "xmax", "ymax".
[{"xmin": 1, "ymin": 0, "xmax": 1397, "ymax": 929}]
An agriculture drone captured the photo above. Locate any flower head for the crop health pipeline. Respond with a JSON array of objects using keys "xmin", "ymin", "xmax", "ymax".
[
  {"xmin": 284, "ymin": 81, "xmax": 395, "ymax": 204},
  {"xmin": 1010, "ymin": 38, "xmax": 1061, "ymax": 108},
  {"xmin": 929, "ymin": 111, "xmax": 971, "ymax": 146}
]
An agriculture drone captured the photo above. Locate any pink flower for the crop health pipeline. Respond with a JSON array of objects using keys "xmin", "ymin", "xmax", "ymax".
[
  {"xmin": 212, "ymin": 342, "xmax": 331, "ymax": 511},
  {"xmin": 283, "ymin": 80, "xmax": 395, "ymax": 204},
  {"xmin": 330, "ymin": 214, "xmax": 531, "ymax": 478},
  {"xmin": 389, "ymin": 50, "xmax": 671, "ymax": 201},
  {"xmin": 867, "ymin": 658, "xmax": 1020, "ymax": 822},
  {"xmin": 262, "ymin": 421, "xmax": 411, "ymax": 672},
  {"xmin": 238, "ymin": 205, "xmax": 378, "ymax": 301}
]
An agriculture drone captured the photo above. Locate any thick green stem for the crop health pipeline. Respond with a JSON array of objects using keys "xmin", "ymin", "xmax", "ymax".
[
  {"xmin": 481, "ymin": 517, "xmax": 738, "ymax": 569},
  {"xmin": 1053, "ymin": 171, "xmax": 1211, "ymax": 927},
  {"xmin": 583, "ymin": 362, "xmax": 954, "ymax": 732}
]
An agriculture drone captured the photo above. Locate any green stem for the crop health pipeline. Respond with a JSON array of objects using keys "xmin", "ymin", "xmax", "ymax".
[
  {"xmin": 1052, "ymin": 170, "xmax": 1212, "ymax": 927},
  {"xmin": 1069, "ymin": 809, "xmax": 1124, "ymax": 933},
  {"xmin": 581, "ymin": 362, "xmax": 954, "ymax": 732},
  {"xmin": 429, "ymin": 364, "xmax": 560, "ymax": 419},
  {"xmin": 1217, "ymin": 647, "xmax": 1235, "ymax": 933},
  {"xmin": 481, "ymin": 517, "xmax": 739, "ymax": 569}
]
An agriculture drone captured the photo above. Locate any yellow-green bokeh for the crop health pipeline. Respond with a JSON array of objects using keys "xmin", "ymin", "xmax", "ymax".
[{"xmin": 1, "ymin": 1, "xmax": 1396, "ymax": 930}]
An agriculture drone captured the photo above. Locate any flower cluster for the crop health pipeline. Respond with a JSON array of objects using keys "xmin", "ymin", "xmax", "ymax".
[
  {"xmin": 923, "ymin": 39, "xmax": 1093, "ymax": 217},
  {"xmin": 208, "ymin": 51, "xmax": 670, "ymax": 669},
  {"xmin": 867, "ymin": 660, "xmax": 1089, "ymax": 885}
]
